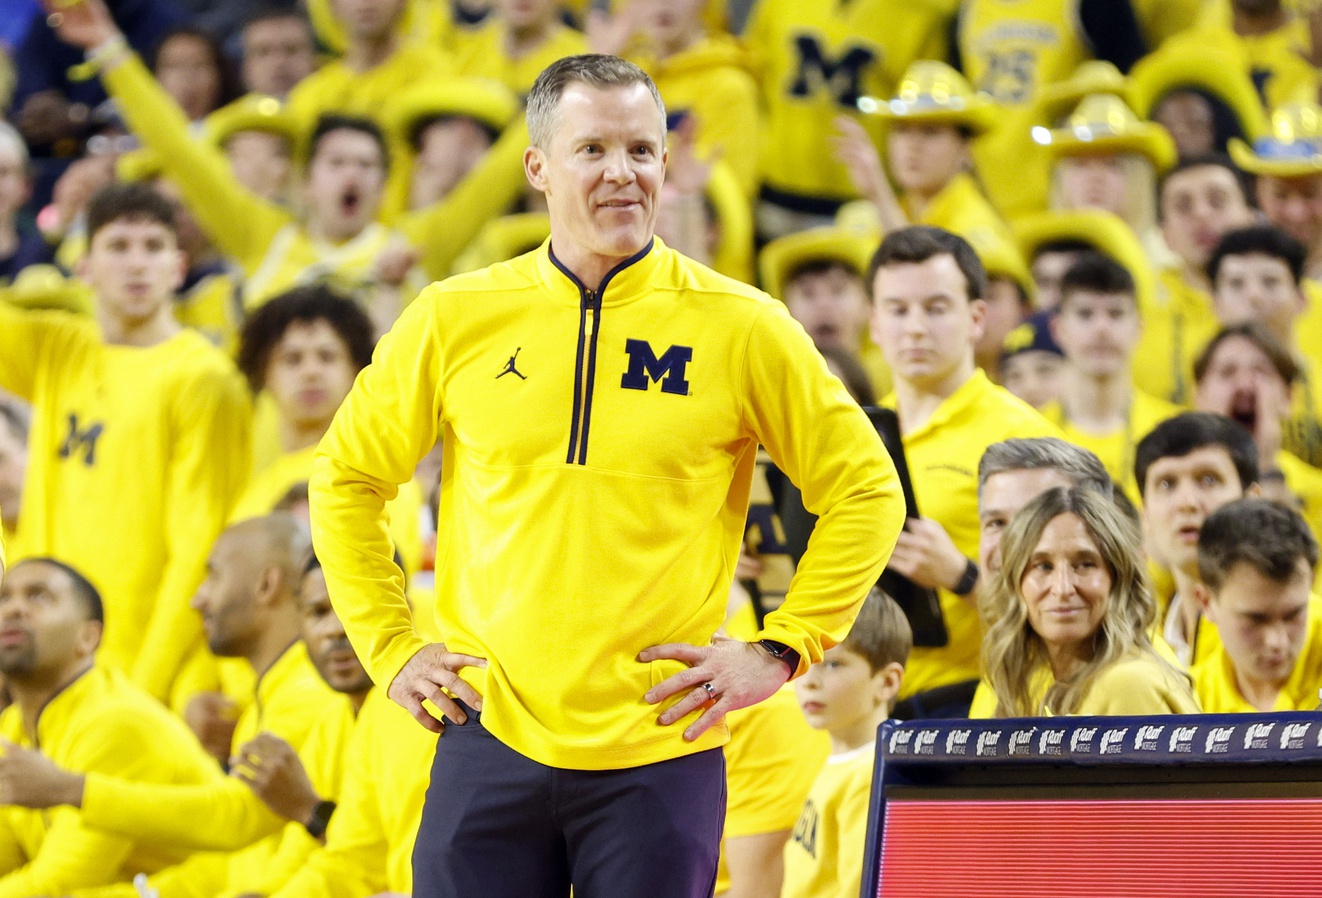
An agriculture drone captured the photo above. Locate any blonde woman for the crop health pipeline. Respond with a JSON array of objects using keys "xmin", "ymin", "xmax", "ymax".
[{"xmin": 971, "ymin": 485, "xmax": 1198, "ymax": 717}]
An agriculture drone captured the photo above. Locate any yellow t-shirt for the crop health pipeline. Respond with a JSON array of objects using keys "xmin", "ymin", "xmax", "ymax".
[
  {"xmin": 285, "ymin": 41, "xmax": 456, "ymax": 131},
  {"xmin": 1193, "ymin": 595, "xmax": 1322, "ymax": 712},
  {"xmin": 883, "ymin": 370, "xmax": 1061, "ymax": 697},
  {"xmin": 1283, "ymin": 281, "xmax": 1322, "ymax": 467},
  {"xmin": 745, "ymin": 0, "xmax": 952, "ymax": 205},
  {"xmin": 633, "ymin": 34, "xmax": 762, "ymax": 199},
  {"xmin": 715, "ymin": 686, "xmax": 830, "ymax": 896},
  {"xmin": 230, "ymin": 443, "xmax": 426, "ymax": 579},
  {"xmin": 1042, "ymin": 389, "xmax": 1183, "ymax": 503},
  {"xmin": 907, "ymin": 172, "xmax": 1015, "ymax": 252},
  {"xmin": 969, "ymin": 649, "xmax": 1201, "ymax": 717},
  {"xmin": 1278, "ymin": 451, "xmax": 1322, "ymax": 553},
  {"xmin": 0, "ymin": 304, "xmax": 251, "ymax": 702},
  {"xmin": 1131, "ymin": 267, "xmax": 1220, "ymax": 405},
  {"xmin": 780, "ymin": 743, "xmax": 875, "ymax": 898},
  {"xmin": 1190, "ymin": 5, "xmax": 1318, "ymax": 108},
  {"xmin": 451, "ymin": 21, "xmax": 586, "ymax": 97},
  {"xmin": 174, "ymin": 263, "xmax": 242, "ymax": 355},
  {"xmin": 0, "ymin": 666, "xmax": 220, "ymax": 897},
  {"xmin": 959, "ymin": 0, "xmax": 1093, "ymax": 218}
]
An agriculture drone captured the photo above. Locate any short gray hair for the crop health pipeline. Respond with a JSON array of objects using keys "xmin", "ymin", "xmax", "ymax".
[
  {"xmin": 977, "ymin": 438, "xmax": 1113, "ymax": 505},
  {"xmin": 525, "ymin": 54, "xmax": 666, "ymax": 150}
]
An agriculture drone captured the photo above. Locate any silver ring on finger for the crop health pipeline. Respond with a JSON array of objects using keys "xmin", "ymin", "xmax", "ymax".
[{"xmin": 702, "ymin": 682, "xmax": 717, "ymax": 701}]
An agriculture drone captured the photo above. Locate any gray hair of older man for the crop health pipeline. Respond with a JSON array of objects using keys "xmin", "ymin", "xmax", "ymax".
[{"xmin": 977, "ymin": 437, "xmax": 1113, "ymax": 506}]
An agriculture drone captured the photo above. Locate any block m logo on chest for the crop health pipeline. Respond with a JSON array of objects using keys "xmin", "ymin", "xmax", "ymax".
[
  {"xmin": 620, "ymin": 339, "xmax": 692, "ymax": 396},
  {"xmin": 58, "ymin": 414, "xmax": 104, "ymax": 466}
]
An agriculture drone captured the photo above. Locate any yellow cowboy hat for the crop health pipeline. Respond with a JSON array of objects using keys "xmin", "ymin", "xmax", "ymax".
[
  {"xmin": 115, "ymin": 147, "xmax": 165, "ymax": 183},
  {"xmin": 1229, "ymin": 102, "xmax": 1322, "ymax": 177},
  {"xmin": 965, "ymin": 227, "xmax": 1034, "ymax": 300},
  {"xmin": 384, "ymin": 79, "xmax": 521, "ymax": 148},
  {"xmin": 1036, "ymin": 94, "xmax": 1178, "ymax": 172},
  {"xmin": 1035, "ymin": 61, "xmax": 1133, "ymax": 126},
  {"xmin": 1012, "ymin": 209, "xmax": 1154, "ymax": 308},
  {"xmin": 861, "ymin": 60, "xmax": 997, "ymax": 135},
  {"xmin": 758, "ymin": 227, "xmax": 876, "ymax": 301},
  {"xmin": 203, "ymin": 94, "xmax": 299, "ymax": 150},
  {"xmin": 2, "ymin": 264, "xmax": 93, "ymax": 315},
  {"xmin": 1129, "ymin": 43, "xmax": 1269, "ymax": 145}
]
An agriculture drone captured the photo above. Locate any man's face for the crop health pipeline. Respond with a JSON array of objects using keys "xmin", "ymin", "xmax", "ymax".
[
  {"xmin": 975, "ymin": 276, "xmax": 1026, "ymax": 364},
  {"xmin": 0, "ymin": 416, "xmax": 27, "ymax": 532},
  {"xmin": 265, "ymin": 319, "xmax": 358, "ymax": 432},
  {"xmin": 330, "ymin": 0, "xmax": 406, "ymax": 42},
  {"xmin": 1052, "ymin": 290, "xmax": 1140, "ymax": 379},
  {"xmin": 410, "ymin": 118, "xmax": 493, "ymax": 210},
  {"xmin": 1057, "ymin": 155, "xmax": 1128, "ymax": 217},
  {"xmin": 524, "ymin": 83, "xmax": 667, "ymax": 274},
  {"xmin": 1194, "ymin": 335, "xmax": 1292, "ymax": 437},
  {"xmin": 241, "ymin": 16, "xmax": 316, "ymax": 98},
  {"xmin": 0, "ymin": 561, "xmax": 99, "ymax": 681},
  {"xmin": 190, "ymin": 530, "xmax": 261, "ymax": 657},
  {"xmin": 870, "ymin": 254, "xmax": 985, "ymax": 391},
  {"xmin": 495, "ymin": 0, "xmax": 560, "ymax": 30},
  {"xmin": 155, "ymin": 33, "xmax": 221, "ymax": 122},
  {"xmin": 225, "ymin": 131, "xmax": 293, "ymax": 202},
  {"xmin": 303, "ymin": 129, "xmax": 387, "ymax": 243},
  {"xmin": 640, "ymin": 0, "xmax": 707, "ymax": 51},
  {"xmin": 1257, "ymin": 175, "xmax": 1322, "ymax": 255},
  {"xmin": 1141, "ymin": 446, "xmax": 1247, "ymax": 577},
  {"xmin": 1204, "ymin": 558, "xmax": 1311, "ymax": 691},
  {"xmin": 1160, "ymin": 165, "xmax": 1254, "ymax": 270},
  {"xmin": 784, "ymin": 265, "xmax": 869, "ymax": 354},
  {"xmin": 300, "ymin": 567, "xmax": 372, "ymax": 695},
  {"xmin": 978, "ymin": 467, "xmax": 1074, "ymax": 575},
  {"xmin": 1212, "ymin": 252, "xmax": 1305, "ymax": 341},
  {"xmin": 887, "ymin": 124, "xmax": 967, "ymax": 197},
  {"xmin": 1153, "ymin": 92, "xmax": 1216, "ymax": 158},
  {"xmin": 1030, "ymin": 249, "xmax": 1081, "ymax": 311},
  {"xmin": 77, "ymin": 216, "xmax": 185, "ymax": 326}
]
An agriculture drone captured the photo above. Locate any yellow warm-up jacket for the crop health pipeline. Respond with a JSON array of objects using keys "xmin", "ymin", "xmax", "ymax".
[{"xmin": 310, "ymin": 237, "xmax": 904, "ymax": 770}]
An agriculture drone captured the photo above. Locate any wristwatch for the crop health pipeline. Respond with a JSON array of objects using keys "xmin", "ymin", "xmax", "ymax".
[
  {"xmin": 757, "ymin": 639, "xmax": 801, "ymax": 675},
  {"xmin": 951, "ymin": 559, "xmax": 980, "ymax": 596},
  {"xmin": 305, "ymin": 799, "xmax": 337, "ymax": 839}
]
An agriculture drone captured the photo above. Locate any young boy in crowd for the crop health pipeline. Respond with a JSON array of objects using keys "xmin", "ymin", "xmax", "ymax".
[
  {"xmin": 782, "ymin": 589, "xmax": 910, "ymax": 898},
  {"xmin": 1044, "ymin": 252, "xmax": 1182, "ymax": 501},
  {"xmin": 1194, "ymin": 497, "xmax": 1322, "ymax": 711}
]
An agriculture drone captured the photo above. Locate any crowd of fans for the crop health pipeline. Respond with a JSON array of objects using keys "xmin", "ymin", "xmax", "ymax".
[{"xmin": 1, "ymin": 0, "xmax": 1322, "ymax": 895}]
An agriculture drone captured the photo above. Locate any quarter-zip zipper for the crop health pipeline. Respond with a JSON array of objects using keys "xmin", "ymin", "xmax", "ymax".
[
  {"xmin": 556, "ymin": 240, "xmax": 653, "ymax": 466},
  {"xmin": 567, "ymin": 287, "xmax": 601, "ymax": 464}
]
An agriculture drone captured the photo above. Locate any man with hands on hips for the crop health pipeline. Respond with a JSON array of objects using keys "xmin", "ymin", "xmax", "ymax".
[{"xmin": 308, "ymin": 54, "xmax": 903, "ymax": 898}]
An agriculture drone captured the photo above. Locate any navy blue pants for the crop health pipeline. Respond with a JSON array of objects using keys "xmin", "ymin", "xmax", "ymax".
[{"xmin": 413, "ymin": 709, "xmax": 726, "ymax": 898}]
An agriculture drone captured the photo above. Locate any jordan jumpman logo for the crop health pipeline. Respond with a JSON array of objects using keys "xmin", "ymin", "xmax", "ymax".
[{"xmin": 497, "ymin": 347, "xmax": 527, "ymax": 380}]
